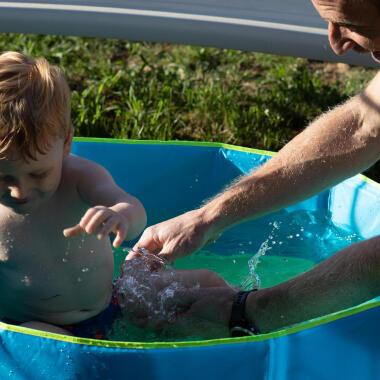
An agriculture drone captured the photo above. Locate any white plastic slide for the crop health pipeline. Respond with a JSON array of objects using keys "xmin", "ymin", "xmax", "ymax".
[{"xmin": 0, "ymin": 1, "xmax": 377, "ymax": 67}]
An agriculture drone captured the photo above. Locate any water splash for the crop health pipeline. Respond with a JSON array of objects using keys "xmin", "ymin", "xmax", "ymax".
[
  {"xmin": 240, "ymin": 240, "xmax": 271, "ymax": 289},
  {"xmin": 240, "ymin": 210, "xmax": 363, "ymax": 290},
  {"xmin": 112, "ymin": 248, "xmax": 201, "ymax": 339}
]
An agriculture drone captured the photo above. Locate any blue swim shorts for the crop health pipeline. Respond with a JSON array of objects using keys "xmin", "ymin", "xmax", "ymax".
[
  {"xmin": 2, "ymin": 295, "xmax": 121, "ymax": 340},
  {"xmin": 62, "ymin": 295, "xmax": 121, "ymax": 339}
]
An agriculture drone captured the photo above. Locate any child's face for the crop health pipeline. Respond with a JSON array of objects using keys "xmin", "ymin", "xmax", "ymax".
[{"xmin": 0, "ymin": 136, "xmax": 72, "ymax": 214}]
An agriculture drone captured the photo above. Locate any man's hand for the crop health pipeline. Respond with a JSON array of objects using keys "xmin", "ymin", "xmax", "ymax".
[
  {"xmin": 127, "ymin": 208, "xmax": 220, "ymax": 264},
  {"xmin": 173, "ymin": 286, "xmax": 236, "ymax": 338},
  {"xmin": 154, "ymin": 286, "xmax": 236, "ymax": 339},
  {"xmin": 63, "ymin": 205, "xmax": 128, "ymax": 247},
  {"xmin": 118, "ymin": 285, "xmax": 236, "ymax": 340}
]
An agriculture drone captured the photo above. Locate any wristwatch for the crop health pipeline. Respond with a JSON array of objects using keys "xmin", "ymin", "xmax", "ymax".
[{"xmin": 229, "ymin": 290, "xmax": 259, "ymax": 337}]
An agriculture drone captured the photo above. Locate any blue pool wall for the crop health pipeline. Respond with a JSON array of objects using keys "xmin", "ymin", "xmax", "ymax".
[{"xmin": 0, "ymin": 139, "xmax": 379, "ymax": 380}]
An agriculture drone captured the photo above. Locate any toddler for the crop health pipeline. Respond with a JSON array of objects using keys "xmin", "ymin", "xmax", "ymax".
[{"xmin": 0, "ymin": 51, "xmax": 146, "ymax": 339}]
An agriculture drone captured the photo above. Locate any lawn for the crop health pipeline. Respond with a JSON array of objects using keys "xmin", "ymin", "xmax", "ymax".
[{"xmin": 0, "ymin": 33, "xmax": 378, "ymax": 181}]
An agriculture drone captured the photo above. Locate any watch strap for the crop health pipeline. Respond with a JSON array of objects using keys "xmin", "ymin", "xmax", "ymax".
[{"xmin": 229, "ymin": 290, "xmax": 258, "ymax": 337}]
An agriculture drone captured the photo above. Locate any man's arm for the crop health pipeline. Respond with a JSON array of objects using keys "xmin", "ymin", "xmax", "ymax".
[
  {"xmin": 133, "ymin": 72, "xmax": 380, "ymax": 263},
  {"xmin": 205, "ymin": 74, "xmax": 380, "ymax": 233},
  {"xmin": 169, "ymin": 235, "xmax": 380, "ymax": 338},
  {"xmin": 63, "ymin": 156, "xmax": 147, "ymax": 246},
  {"xmin": 247, "ymin": 235, "xmax": 380, "ymax": 333}
]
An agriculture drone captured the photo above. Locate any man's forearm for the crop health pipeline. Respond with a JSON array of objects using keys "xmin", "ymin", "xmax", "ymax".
[
  {"xmin": 246, "ymin": 235, "xmax": 380, "ymax": 333},
  {"xmin": 201, "ymin": 75, "xmax": 380, "ymax": 237}
]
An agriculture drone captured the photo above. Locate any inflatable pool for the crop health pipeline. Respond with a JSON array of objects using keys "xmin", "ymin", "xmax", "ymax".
[{"xmin": 1, "ymin": 138, "xmax": 380, "ymax": 379}]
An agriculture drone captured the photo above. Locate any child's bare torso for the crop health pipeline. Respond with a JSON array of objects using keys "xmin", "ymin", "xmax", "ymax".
[{"xmin": 0, "ymin": 156, "xmax": 114, "ymax": 325}]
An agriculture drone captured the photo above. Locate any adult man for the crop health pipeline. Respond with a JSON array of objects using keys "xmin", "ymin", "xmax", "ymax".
[{"xmin": 129, "ymin": 0, "xmax": 380, "ymax": 335}]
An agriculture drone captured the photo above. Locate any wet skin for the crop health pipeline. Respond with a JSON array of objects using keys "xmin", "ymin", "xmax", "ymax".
[{"xmin": 0, "ymin": 139, "xmax": 114, "ymax": 325}]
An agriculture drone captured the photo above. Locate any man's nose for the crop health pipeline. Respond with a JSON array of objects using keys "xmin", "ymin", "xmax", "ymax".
[{"xmin": 328, "ymin": 22, "xmax": 355, "ymax": 55}]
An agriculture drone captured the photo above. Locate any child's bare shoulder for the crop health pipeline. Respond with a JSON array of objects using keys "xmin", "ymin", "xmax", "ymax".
[
  {"xmin": 61, "ymin": 155, "xmax": 115, "ymax": 198},
  {"xmin": 62, "ymin": 154, "xmax": 109, "ymax": 179}
]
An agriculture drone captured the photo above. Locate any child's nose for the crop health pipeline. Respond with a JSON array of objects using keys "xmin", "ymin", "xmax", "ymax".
[
  {"xmin": 328, "ymin": 22, "xmax": 356, "ymax": 55},
  {"xmin": 9, "ymin": 181, "xmax": 31, "ymax": 199}
]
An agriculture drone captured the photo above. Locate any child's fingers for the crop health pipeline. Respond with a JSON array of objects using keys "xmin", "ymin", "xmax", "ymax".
[
  {"xmin": 97, "ymin": 215, "xmax": 127, "ymax": 241},
  {"xmin": 83, "ymin": 209, "xmax": 110, "ymax": 234},
  {"xmin": 63, "ymin": 224, "xmax": 84, "ymax": 237},
  {"xmin": 112, "ymin": 223, "xmax": 127, "ymax": 247},
  {"xmin": 78, "ymin": 207, "xmax": 102, "ymax": 230},
  {"xmin": 94, "ymin": 216, "xmax": 115, "ymax": 239}
]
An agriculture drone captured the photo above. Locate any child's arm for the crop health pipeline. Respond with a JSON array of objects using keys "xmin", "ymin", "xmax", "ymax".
[{"xmin": 63, "ymin": 157, "xmax": 147, "ymax": 247}]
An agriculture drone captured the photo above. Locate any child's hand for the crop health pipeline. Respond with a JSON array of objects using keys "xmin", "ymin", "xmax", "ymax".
[{"xmin": 63, "ymin": 206, "xmax": 128, "ymax": 247}]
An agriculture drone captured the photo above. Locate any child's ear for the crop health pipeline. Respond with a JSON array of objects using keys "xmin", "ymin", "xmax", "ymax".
[{"xmin": 63, "ymin": 126, "xmax": 74, "ymax": 157}]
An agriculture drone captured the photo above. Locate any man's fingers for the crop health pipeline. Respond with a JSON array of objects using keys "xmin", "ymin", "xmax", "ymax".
[
  {"xmin": 157, "ymin": 251, "xmax": 176, "ymax": 265},
  {"xmin": 125, "ymin": 250, "xmax": 142, "ymax": 260},
  {"xmin": 157, "ymin": 240, "xmax": 188, "ymax": 264},
  {"xmin": 133, "ymin": 233, "xmax": 162, "ymax": 256}
]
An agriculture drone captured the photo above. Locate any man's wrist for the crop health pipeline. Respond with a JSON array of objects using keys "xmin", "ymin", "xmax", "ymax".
[
  {"xmin": 229, "ymin": 290, "xmax": 259, "ymax": 337},
  {"xmin": 198, "ymin": 191, "xmax": 243, "ymax": 239}
]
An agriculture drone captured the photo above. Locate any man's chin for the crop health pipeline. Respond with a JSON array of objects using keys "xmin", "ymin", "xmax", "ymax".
[{"xmin": 371, "ymin": 51, "xmax": 380, "ymax": 63}]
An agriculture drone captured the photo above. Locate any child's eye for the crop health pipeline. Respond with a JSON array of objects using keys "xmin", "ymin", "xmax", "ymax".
[
  {"xmin": 30, "ymin": 172, "xmax": 48, "ymax": 179},
  {"xmin": 0, "ymin": 175, "xmax": 14, "ymax": 183}
]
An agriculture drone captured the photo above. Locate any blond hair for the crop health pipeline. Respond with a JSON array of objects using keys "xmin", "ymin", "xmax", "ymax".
[{"xmin": 0, "ymin": 51, "xmax": 72, "ymax": 160}]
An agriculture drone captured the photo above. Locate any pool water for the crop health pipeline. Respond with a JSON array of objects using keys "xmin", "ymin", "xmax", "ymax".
[{"xmin": 110, "ymin": 209, "xmax": 363, "ymax": 342}]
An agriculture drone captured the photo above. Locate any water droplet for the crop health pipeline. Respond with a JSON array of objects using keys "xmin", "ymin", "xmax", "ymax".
[
  {"xmin": 90, "ymin": 249, "xmax": 95, "ymax": 254},
  {"xmin": 21, "ymin": 275, "xmax": 31, "ymax": 286},
  {"xmin": 62, "ymin": 258, "xmax": 68, "ymax": 263},
  {"xmin": 77, "ymin": 277, "xmax": 83, "ymax": 282},
  {"xmin": 232, "ymin": 259, "xmax": 236, "ymax": 264},
  {"xmin": 82, "ymin": 267, "xmax": 89, "ymax": 273}
]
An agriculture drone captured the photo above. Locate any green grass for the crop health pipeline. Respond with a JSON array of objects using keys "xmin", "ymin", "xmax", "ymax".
[{"xmin": 0, "ymin": 33, "xmax": 378, "ymax": 180}]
